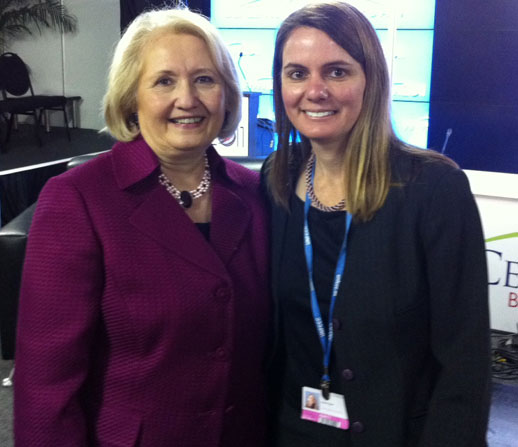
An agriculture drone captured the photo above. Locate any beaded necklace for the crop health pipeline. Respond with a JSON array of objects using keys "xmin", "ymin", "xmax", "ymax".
[
  {"xmin": 304, "ymin": 152, "xmax": 346, "ymax": 212},
  {"xmin": 158, "ymin": 154, "xmax": 210, "ymax": 209}
]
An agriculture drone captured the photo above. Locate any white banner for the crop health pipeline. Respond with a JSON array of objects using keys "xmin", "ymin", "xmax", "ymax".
[{"xmin": 467, "ymin": 170, "xmax": 518, "ymax": 333}]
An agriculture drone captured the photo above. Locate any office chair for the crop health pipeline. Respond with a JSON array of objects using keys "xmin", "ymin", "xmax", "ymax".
[{"xmin": 0, "ymin": 52, "xmax": 71, "ymax": 147}]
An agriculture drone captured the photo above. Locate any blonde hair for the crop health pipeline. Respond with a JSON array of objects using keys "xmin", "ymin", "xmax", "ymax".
[
  {"xmin": 269, "ymin": 1, "xmax": 452, "ymax": 222},
  {"xmin": 103, "ymin": 6, "xmax": 241, "ymax": 142}
]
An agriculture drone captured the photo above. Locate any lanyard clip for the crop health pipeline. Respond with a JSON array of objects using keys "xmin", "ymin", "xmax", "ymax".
[
  {"xmin": 320, "ymin": 378, "xmax": 330, "ymax": 400},
  {"xmin": 321, "ymin": 367, "xmax": 331, "ymax": 400}
]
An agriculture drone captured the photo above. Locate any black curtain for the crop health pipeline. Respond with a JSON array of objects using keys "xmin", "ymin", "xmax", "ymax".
[
  {"xmin": 0, "ymin": 164, "xmax": 66, "ymax": 226},
  {"xmin": 120, "ymin": 0, "xmax": 211, "ymax": 33}
]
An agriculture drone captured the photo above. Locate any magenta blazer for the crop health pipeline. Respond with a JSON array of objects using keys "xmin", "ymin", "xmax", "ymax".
[{"xmin": 14, "ymin": 138, "xmax": 270, "ymax": 447}]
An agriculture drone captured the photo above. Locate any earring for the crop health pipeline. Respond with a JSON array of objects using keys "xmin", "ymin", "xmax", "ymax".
[
  {"xmin": 218, "ymin": 133, "xmax": 236, "ymax": 147},
  {"xmin": 131, "ymin": 112, "xmax": 139, "ymax": 127}
]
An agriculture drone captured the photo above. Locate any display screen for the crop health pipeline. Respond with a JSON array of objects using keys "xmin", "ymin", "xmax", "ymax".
[
  {"xmin": 212, "ymin": 0, "xmax": 435, "ymax": 29},
  {"xmin": 212, "ymin": 0, "xmax": 436, "ymax": 149}
]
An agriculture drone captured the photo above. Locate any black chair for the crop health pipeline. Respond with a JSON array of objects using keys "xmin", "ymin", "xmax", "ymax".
[
  {"xmin": 0, "ymin": 52, "xmax": 71, "ymax": 147},
  {"xmin": 0, "ymin": 203, "xmax": 35, "ymax": 361}
]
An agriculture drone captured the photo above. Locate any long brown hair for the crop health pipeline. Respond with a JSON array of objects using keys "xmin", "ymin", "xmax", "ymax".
[{"xmin": 268, "ymin": 1, "xmax": 452, "ymax": 222}]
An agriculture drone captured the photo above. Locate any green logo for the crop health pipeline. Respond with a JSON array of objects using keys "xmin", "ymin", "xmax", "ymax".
[{"xmin": 485, "ymin": 233, "xmax": 518, "ymax": 243}]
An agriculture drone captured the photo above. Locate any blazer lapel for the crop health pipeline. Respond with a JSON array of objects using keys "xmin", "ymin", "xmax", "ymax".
[
  {"xmin": 210, "ymin": 177, "xmax": 251, "ymax": 267},
  {"xmin": 271, "ymin": 199, "xmax": 289, "ymax": 295},
  {"xmin": 111, "ymin": 138, "xmax": 229, "ymax": 279},
  {"xmin": 113, "ymin": 139, "xmax": 250, "ymax": 279},
  {"xmin": 129, "ymin": 186, "xmax": 229, "ymax": 279}
]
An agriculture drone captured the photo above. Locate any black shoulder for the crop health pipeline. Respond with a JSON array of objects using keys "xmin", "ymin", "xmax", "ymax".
[
  {"xmin": 390, "ymin": 146, "xmax": 459, "ymax": 185},
  {"xmin": 221, "ymin": 157, "xmax": 261, "ymax": 187}
]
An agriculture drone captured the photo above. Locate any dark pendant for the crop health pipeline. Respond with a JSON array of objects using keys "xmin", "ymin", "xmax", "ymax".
[
  {"xmin": 180, "ymin": 191, "xmax": 192, "ymax": 208},
  {"xmin": 321, "ymin": 378, "xmax": 331, "ymax": 400}
]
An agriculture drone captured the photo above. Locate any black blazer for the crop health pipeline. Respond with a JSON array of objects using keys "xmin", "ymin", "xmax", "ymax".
[{"xmin": 264, "ymin": 147, "xmax": 491, "ymax": 447}]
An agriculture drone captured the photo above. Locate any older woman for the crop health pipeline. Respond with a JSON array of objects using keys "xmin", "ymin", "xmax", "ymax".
[
  {"xmin": 14, "ymin": 7, "xmax": 269, "ymax": 447},
  {"xmin": 264, "ymin": 2, "xmax": 491, "ymax": 446}
]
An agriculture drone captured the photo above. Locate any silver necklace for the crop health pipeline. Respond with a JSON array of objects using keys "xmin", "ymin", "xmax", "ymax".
[
  {"xmin": 158, "ymin": 154, "xmax": 211, "ymax": 209},
  {"xmin": 305, "ymin": 152, "xmax": 346, "ymax": 212}
]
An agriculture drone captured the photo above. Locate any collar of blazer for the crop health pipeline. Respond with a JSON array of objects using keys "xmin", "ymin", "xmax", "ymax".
[
  {"xmin": 111, "ymin": 136, "xmax": 254, "ymax": 278},
  {"xmin": 111, "ymin": 136, "xmax": 246, "ymax": 191}
]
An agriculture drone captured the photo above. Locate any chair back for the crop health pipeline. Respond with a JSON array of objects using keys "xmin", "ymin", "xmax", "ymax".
[{"xmin": 0, "ymin": 52, "xmax": 33, "ymax": 98}]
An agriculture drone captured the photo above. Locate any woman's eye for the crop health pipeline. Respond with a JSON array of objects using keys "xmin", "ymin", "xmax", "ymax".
[
  {"xmin": 196, "ymin": 75, "xmax": 215, "ymax": 84},
  {"xmin": 329, "ymin": 68, "xmax": 347, "ymax": 78},
  {"xmin": 289, "ymin": 70, "xmax": 306, "ymax": 80},
  {"xmin": 156, "ymin": 77, "xmax": 172, "ymax": 86}
]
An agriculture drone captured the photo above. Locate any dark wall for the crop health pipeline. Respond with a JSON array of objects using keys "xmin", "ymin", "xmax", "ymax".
[
  {"xmin": 428, "ymin": 0, "xmax": 518, "ymax": 173},
  {"xmin": 188, "ymin": 0, "xmax": 210, "ymax": 17},
  {"xmin": 120, "ymin": 0, "xmax": 211, "ymax": 32}
]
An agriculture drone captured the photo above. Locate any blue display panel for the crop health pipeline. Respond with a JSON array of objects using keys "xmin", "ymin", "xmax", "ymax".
[
  {"xmin": 211, "ymin": 0, "xmax": 297, "ymax": 29},
  {"xmin": 212, "ymin": 0, "xmax": 436, "ymax": 148},
  {"xmin": 392, "ymin": 101, "xmax": 431, "ymax": 149},
  {"xmin": 392, "ymin": 30, "xmax": 434, "ymax": 102},
  {"xmin": 258, "ymin": 94, "xmax": 275, "ymax": 121},
  {"xmin": 218, "ymin": 28, "xmax": 390, "ymax": 96},
  {"xmin": 212, "ymin": 0, "xmax": 435, "ymax": 29},
  {"xmin": 395, "ymin": 0, "xmax": 436, "ymax": 29},
  {"xmin": 212, "ymin": 0, "xmax": 391, "ymax": 29},
  {"xmin": 218, "ymin": 28, "xmax": 276, "ymax": 94}
]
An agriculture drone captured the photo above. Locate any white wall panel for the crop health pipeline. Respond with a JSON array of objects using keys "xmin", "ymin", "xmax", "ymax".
[
  {"xmin": 63, "ymin": 0, "xmax": 120, "ymax": 130},
  {"xmin": 9, "ymin": 28, "xmax": 63, "ymax": 96},
  {"xmin": 8, "ymin": 1, "xmax": 120, "ymax": 131}
]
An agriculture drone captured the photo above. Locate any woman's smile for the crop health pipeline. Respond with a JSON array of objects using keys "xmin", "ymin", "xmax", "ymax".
[{"xmin": 303, "ymin": 110, "xmax": 337, "ymax": 118}]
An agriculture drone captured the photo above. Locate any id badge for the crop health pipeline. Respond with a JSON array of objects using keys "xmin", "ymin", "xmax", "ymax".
[{"xmin": 301, "ymin": 386, "xmax": 349, "ymax": 429}]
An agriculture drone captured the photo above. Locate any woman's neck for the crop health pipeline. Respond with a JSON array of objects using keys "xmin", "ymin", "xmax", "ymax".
[
  {"xmin": 159, "ymin": 151, "xmax": 207, "ymax": 191},
  {"xmin": 295, "ymin": 142, "xmax": 347, "ymax": 206},
  {"xmin": 311, "ymin": 143, "xmax": 346, "ymax": 179}
]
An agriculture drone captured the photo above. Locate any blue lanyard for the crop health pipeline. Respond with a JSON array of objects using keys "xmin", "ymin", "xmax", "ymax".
[{"xmin": 303, "ymin": 161, "xmax": 352, "ymax": 399}]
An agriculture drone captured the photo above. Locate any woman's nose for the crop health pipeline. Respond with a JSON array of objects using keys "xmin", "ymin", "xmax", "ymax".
[
  {"xmin": 306, "ymin": 76, "xmax": 329, "ymax": 101},
  {"xmin": 175, "ymin": 80, "xmax": 198, "ymax": 108}
]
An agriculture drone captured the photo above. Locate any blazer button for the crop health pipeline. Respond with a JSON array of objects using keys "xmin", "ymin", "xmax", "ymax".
[
  {"xmin": 332, "ymin": 318, "xmax": 342, "ymax": 330},
  {"xmin": 214, "ymin": 287, "xmax": 230, "ymax": 301},
  {"xmin": 215, "ymin": 347, "xmax": 228, "ymax": 360},
  {"xmin": 341, "ymin": 369, "xmax": 354, "ymax": 381},
  {"xmin": 351, "ymin": 421, "xmax": 365, "ymax": 433}
]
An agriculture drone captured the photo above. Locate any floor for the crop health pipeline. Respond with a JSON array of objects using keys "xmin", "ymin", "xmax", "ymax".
[
  {"xmin": 0, "ymin": 360, "xmax": 13, "ymax": 447},
  {"xmin": 1, "ymin": 356, "xmax": 518, "ymax": 446},
  {"xmin": 487, "ymin": 382, "xmax": 518, "ymax": 447}
]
